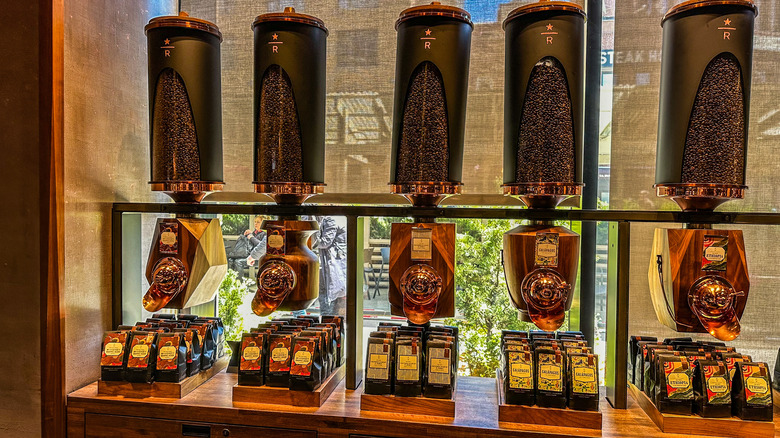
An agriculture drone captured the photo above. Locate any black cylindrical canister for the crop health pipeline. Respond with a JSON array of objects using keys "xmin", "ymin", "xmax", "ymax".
[
  {"xmin": 253, "ymin": 8, "xmax": 327, "ymax": 204},
  {"xmin": 390, "ymin": 2, "xmax": 472, "ymax": 199},
  {"xmin": 145, "ymin": 12, "xmax": 224, "ymax": 203},
  {"xmin": 502, "ymin": 1, "xmax": 585, "ymax": 208},
  {"xmin": 655, "ymin": 0, "xmax": 756, "ymax": 210}
]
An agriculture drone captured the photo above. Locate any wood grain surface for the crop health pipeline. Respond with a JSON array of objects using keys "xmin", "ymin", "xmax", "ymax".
[
  {"xmin": 68, "ymin": 374, "xmax": 780, "ymax": 438},
  {"xmin": 361, "ymin": 391, "xmax": 456, "ymax": 418},
  {"xmin": 628, "ymin": 382, "xmax": 775, "ymax": 438},
  {"xmin": 496, "ymin": 370, "xmax": 602, "ymax": 430},
  {"xmin": 97, "ymin": 356, "xmax": 229, "ymax": 399},
  {"xmin": 232, "ymin": 365, "xmax": 345, "ymax": 407}
]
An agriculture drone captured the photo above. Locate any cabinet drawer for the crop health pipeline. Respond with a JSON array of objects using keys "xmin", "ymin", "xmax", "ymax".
[{"xmin": 85, "ymin": 413, "xmax": 316, "ymax": 438}]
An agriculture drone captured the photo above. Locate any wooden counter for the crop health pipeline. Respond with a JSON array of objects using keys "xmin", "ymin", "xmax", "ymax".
[{"xmin": 67, "ymin": 371, "xmax": 780, "ymax": 438}]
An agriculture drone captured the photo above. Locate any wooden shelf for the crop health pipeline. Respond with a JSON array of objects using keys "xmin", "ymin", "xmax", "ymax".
[
  {"xmin": 628, "ymin": 382, "xmax": 775, "ymax": 438},
  {"xmin": 96, "ymin": 355, "xmax": 229, "ymax": 399},
  {"xmin": 360, "ymin": 390, "xmax": 456, "ymax": 418},
  {"xmin": 496, "ymin": 370, "xmax": 602, "ymax": 430},
  {"xmin": 232, "ymin": 366, "xmax": 345, "ymax": 408}
]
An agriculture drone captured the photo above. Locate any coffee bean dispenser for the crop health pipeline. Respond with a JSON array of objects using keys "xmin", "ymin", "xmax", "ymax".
[
  {"xmin": 142, "ymin": 13, "xmax": 228, "ymax": 312},
  {"xmin": 649, "ymin": 0, "xmax": 756, "ymax": 341},
  {"xmin": 145, "ymin": 12, "xmax": 224, "ymax": 204},
  {"xmin": 500, "ymin": 1, "xmax": 585, "ymax": 331},
  {"xmin": 252, "ymin": 7, "xmax": 327, "ymax": 205},
  {"xmin": 388, "ymin": 3, "xmax": 472, "ymax": 325},
  {"xmin": 250, "ymin": 8, "xmax": 328, "ymax": 316}
]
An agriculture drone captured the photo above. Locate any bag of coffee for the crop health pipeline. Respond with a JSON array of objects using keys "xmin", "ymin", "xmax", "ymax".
[
  {"xmin": 238, "ymin": 332, "xmax": 266, "ymax": 386},
  {"xmin": 125, "ymin": 331, "xmax": 158, "ymax": 383},
  {"xmin": 155, "ymin": 333, "xmax": 187, "ymax": 383},
  {"xmin": 535, "ymin": 347, "xmax": 566, "ymax": 409},
  {"xmin": 394, "ymin": 337, "xmax": 423, "ymax": 397},
  {"xmin": 174, "ymin": 328, "xmax": 201, "ymax": 376},
  {"xmin": 365, "ymin": 337, "xmax": 394, "ymax": 395},
  {"xmin": 731, "ymin": 362, "xmax": 773, "ymax": 421},
  {"xmin": 100, "ymin": 331, "xmax": 129, "ymax": 381},
  {"xmin": 655, "ymin": 356, "xmax": 693, "ymax": 415},
  {"xmin": 567, "ymin": 353, "xmax": 599, "ymax": 411},
  {"xmin": 190, "ymin": 323, "xmax": 216, "ymax": 370},
  {"xmin": 504, "ymin": 349, "xmax": 534, "ymax": 406},
  {"xmin": 424, "ymin": 339, "xmax": 454, "ymax": 399},
  {"xmin": 721, "ymin": 353, "xmax": 752, "ymax": 382},
  {"xmin": 692, "ymin": 359, "xmax": 730, "ymax": 418},
  {"xmin": 266, "ymin": 333, "xmax": 295, "ymax": 387},
  {"xmin": 301, "ymin": 329, "xmax": 331, "ymax": 377},
  {"xmin": 290, "ymin": 336, "xmax": 323, "ymax": 391},
  {"xmin": 643, "ymin": 344, "xmax": 673, "ymax": 394}
]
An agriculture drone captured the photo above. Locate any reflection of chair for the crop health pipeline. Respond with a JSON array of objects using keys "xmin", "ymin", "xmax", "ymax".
[
  {"xmin": 373, "ymin": 247, "xmax": 390, "ymax": 299},
  {"xmin": 363, "ymin": 248, "xmax": 376, "ymax": 300}
]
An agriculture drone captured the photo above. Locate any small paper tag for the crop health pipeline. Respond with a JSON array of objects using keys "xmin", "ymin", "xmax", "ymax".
[
  {"xmin": 702, "ymin": 235, "xmax": 727, "ymax": 271},
  {"xmin": 410, "ymin": 227, "xmax": 433, "ymax": 261},
  {"xmin": 535, "ymin": 233, "xmax": 559, "ymax": 267},
  {"xmin": 159, "ymin": 222, "xmax": 178, "ymax": 255},
  {"xmin": 266, "ymin": 225, "xmax": 286, "ymax": 256}
]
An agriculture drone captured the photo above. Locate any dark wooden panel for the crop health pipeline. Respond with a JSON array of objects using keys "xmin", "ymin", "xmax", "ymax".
[
  {"xmin": 232, "ymin": 365, "xmax": 345, "ymax": 407},
  {"xmin": 361, "ymin": 392, "xmax": 455, "ymax": 418},
  {"xmin": 85, "ymin": 413, "xmax": 316, "ymax": 438}
]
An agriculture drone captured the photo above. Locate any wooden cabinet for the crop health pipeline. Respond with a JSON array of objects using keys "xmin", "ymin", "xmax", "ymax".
[{"xmin": 85, "ymin": 413, "xmax": 316, "ymax": 438}]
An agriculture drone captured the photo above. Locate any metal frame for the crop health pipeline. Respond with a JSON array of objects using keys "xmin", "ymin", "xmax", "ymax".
[{"xmin": 111, "ymin": 202, "xmax": 780, "ymax": 403}]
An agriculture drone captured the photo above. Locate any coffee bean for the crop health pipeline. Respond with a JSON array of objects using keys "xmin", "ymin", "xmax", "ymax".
[
  {"xmin": 151, "ymin": 68, "xmax": 201, "ymax": 181},
  {"xmin": 516, "ymin": 57, "xmax": 575, "ymax": 184},
  {"xmin": 682, "ymin": 54, "xmax": 745, "ymax": 185},
  {"xmin": 396, "ymin": 61, "xmax": 450, "ymax": 183},
  {"xmin": 256, "ymin": 64, "xmax": 304, "ymax": 183}
]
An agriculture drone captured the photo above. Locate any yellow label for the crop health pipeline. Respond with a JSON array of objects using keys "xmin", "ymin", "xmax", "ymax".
[
  {"xmin": 746, "ymin": 377, "xmax": 768, "ymax": 394},
  {"xmin": 293, "ymin": 350, "xmax": 312, "ymax": 366},
  {"xmin": 707, "ymin": 376, "xmax": 728, "ymax": 393},
  {"xmin": 537, "ymin": 244, "xmax": 557, "ymax": 257},
  {"xmin": 158, "ymin": 345, "xmax": 176, "ymax": 361},
  {"xmin": 539, "ymin": 364, "xmax": 561, "ymax": 380},
  {"xmin": 510, "ymin": 363, "xmax": 531, "ymax": 379},
  {"xmin": 667, "ymin": 372, "xmax": 690, "ymax": 389},
  {"xmin": 573, "ymin": 367, "xmax": 596, "ymax": 383},
  {"xmin": 268, "ymin": 235, "xmax": 284, "ymax": 249},
  {"xmin": 271, "ymin": 347, "xmax": 289, "ymax": 362},
  {"xmin": 430, "ymin": 358, "xmax": 449, "ymax": 374},
  {"xmin": 131, "ymin": 344, "xmax": 149, "ymax": 359},
  {"xmin": 398, "ymin": 355, "xmax": 418, "ymax": 371},
  {"xmin": 704, "ymin": 247, "xmax": 725, "ymax": 262},
  {"xmin": 243, "ymin": 346, "xmax": 261, "ymax": 361},
  {"xmin": 369, "ymin": 353, "xmax": 388, "ymax": 369},
  {"xmin": 104, "ymin": 342, "xmax": 123, "ymax": 357},
  {"xmin": 160, "ymin": 231, "xmax": 177, "ymax": 246}
]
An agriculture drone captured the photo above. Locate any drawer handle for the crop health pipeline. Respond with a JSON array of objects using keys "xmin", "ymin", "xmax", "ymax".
[
  {"xmin": 222, "ymin": 429, "xmax": 230, "ymax": 436},
  {"xmin": 182, "ymin": 424, "xmax": 211, "ymax": 437}
]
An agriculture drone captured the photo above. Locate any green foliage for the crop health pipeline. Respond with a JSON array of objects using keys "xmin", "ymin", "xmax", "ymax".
[
  {"xmin": 221, "ymin": 214, "xmax": 250, "ymax": 236},
  {"xmin": 369, "ymin": 217, "xmax": 408, "ymax": 240},
  {"xmin": 445, "ymin": 219, "xmax": 541, "ymax": 377},
  {"xmin": 218, "ymin": 269, "xmax": 249, "ymax": 342}
]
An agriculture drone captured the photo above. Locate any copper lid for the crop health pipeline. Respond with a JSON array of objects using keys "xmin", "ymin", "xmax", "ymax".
[
  {"xmin": 253, "ymin": 7, "xmax": 328, "ymax": 35},
  {"xmin": 145, "ymin": 12, "xmax": 222, "ymax": 40},
  {"xmin": 504, "ymin": 0, "xmax": 585, "ymax": 29},
  {"xmin": 396, "ymin": 2, "xmax": 472, "ymax": 29},
  {"xmin": 664, "ymin": 0, "xmax": 757, "ymax": 22}
]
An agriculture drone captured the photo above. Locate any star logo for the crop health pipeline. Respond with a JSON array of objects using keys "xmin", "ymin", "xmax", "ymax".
[
  {"xmin": 724, "ymin": 19, "xmax": 732, "ymax": 26},
  {"xmin": 272, "ymin": 33, "xmax": 278, "ymax": 40},
  {"xmin": 546, "ymin": 24, "xmax": 554, "ymax": 31},
  {"xmin": 425, "ymin": 28, "xmax": 432, "ymax": 36},
  {"xmin": 164, "ymin": 38, "xmax": 170, "ymax": 45}
]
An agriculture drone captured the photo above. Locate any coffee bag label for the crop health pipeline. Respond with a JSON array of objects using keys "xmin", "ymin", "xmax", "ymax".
[
  {"xmin": 702, "ymin": 365, "xmax": 730, "ymax": 404},
  {"xmin": 398, "ymin": 355, "xmax": 417, "ymax": 371},
  {"xmin": 243, "ymin": 346, "xmax": 261, "ymax": 362},
  {"xmin": 271, "ymin": 347, "xmax": 289, "ymax": 363},
  {"xmin": 131, "ymin": 344, "xmax": 149, "ymax": 359},
  {"xmin": 535, "ymin": 233, "xmax": 559, "ymax": 267},
  {"xmin": 742, "ymin": 364, "xmax": 772, "ymax": 406},
  {"xmin": 158, "ymin": 345, "xmax": 176, "ymax": 361},
  {"xmin": 702, "ymin": 235, "xmax": 727, "ymax": 271},
  {"xmin": 571, "ymin": 355, "xmax": 598, "ymax": 395},
  {"xmin": 508, "ymin": 351, "xmax": 533, "ymax": 390},
  {"xmin": 366, "ymin": 343, "xmax": 390, "ymax": 381},
  {"xmin": 266, "ymin": 226, "xmax": 286, "ymax": 256},
  {"xmin": 104, "ymin": 342, "xmax": 123, "ymax": 357},
  {"xmin": 537, "ymin": 353, "xmax": 563, "ymax": 392},
  {"xmin": 427, "ymin": 347, "xmax": 451, "ymax": 385},
  {"xmin": 663, "ymin": 360, "xmax": 693, "ymax": 400},
  {"xmin": 293, "ymin": 350, "xmax": 312, "ymax": 366},
  {"xmin": 396, "ymin": 345, "xmax": 420, "ymax": 382}
]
